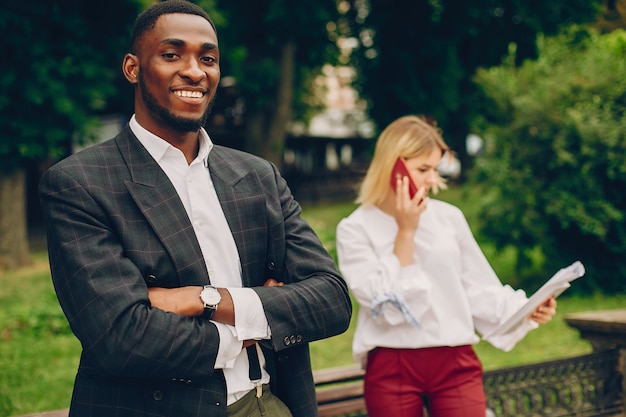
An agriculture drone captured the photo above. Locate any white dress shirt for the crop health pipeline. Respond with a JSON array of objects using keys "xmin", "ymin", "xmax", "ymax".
[
  {"xmin": 129, "ymin": 116, "xmax": 270, "ymax": 404},
  {"xmin": 336, "ymin": 199, "xmax": 538, "ymax": 367}
]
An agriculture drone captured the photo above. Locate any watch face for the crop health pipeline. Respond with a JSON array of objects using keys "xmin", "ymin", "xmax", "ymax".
[{"xmin": 201, "ymin": 286, "xmax": 221, "ymax": 306}]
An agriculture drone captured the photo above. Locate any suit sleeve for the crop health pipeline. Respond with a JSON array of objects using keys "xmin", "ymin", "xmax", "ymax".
[
  {"xmin": 38, "ymin": 163, "xmax": 222, "ymax": 380},
  {"xmin": 252, "ymin": 163, "xmax": 352, "ymax": 352}
]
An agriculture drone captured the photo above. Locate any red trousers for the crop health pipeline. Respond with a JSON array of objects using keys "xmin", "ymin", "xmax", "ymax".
[{"xmin": 364, "ymin": 345, "xmax": 486, "ymax": 417}]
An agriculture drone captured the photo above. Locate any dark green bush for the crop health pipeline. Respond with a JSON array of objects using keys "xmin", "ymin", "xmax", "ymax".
[{"xmin": 472, "ymin": 26, "xmax": 626, "ymax": 293}]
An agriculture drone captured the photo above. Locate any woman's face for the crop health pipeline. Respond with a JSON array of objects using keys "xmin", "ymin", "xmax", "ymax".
[{"xmin": 403, "ymin": 149, "xmax": 442, "ymax": 194}]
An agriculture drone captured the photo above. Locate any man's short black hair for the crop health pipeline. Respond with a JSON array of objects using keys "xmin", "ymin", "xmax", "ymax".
[{"xmin": 130, "ymin": 0, "xmax": 217, "ymax": 54}]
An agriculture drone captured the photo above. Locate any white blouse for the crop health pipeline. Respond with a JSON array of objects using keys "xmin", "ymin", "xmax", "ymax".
[{"xmin": 336, "ymin": 199, "xmax": 537, "ymax": 367}]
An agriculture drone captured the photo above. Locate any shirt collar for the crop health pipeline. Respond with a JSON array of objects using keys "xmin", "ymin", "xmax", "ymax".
[{"xmin": 129, "ymin": 115, "xmax": 213, "ymax": 167}]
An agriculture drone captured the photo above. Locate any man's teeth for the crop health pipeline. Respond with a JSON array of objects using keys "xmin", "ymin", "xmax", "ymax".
[{"xmin": 175, "ymin": 91, "xmax": 203, "ymax": 98}]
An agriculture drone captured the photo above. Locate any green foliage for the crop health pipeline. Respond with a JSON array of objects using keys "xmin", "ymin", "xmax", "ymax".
[
  {"xmin": 472, "ymin": 26, "xmax": 626, "ymax": 292},
  {"xmin": 342, "ymin": 0, "xmax": 603, "ymax": 164},
  {"xmin": 214, "ymin": 0, "xmax": 339, "ymax": 118},
  {"xmin": 0, "ymin": 0, "xmax": 142, "ymax": 172}
]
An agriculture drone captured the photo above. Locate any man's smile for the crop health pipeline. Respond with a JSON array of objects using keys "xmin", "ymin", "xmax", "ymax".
[{"xmin": 172, "ymin": 89, "xmax": 206, "ymax": 98}]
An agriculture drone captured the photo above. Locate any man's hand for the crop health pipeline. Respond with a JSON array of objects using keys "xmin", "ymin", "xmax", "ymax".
[{"xmin": 264, "ymin": 278, "xmax": 284, "ymax": 287}]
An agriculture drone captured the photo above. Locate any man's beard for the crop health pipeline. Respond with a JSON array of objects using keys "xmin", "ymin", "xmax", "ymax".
[{"xmin": 138, "ymin": 72, "xmax": 215, "ymax": 133}]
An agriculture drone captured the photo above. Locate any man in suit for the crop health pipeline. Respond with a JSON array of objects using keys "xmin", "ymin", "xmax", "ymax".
[{"xmin": 38, "ymin": 1, "xmax": 352, "ymax": 417}]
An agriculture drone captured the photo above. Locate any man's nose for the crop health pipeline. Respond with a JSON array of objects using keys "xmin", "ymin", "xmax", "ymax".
[{"xmin": 179, "ymin": 58, "xmax": 206, "ymax": 82}]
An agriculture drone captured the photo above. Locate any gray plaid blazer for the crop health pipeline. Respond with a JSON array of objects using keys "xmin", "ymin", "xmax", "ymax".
[{"xmin": 39, "ymin": 126, "xmax": 352, "ymax": 417}]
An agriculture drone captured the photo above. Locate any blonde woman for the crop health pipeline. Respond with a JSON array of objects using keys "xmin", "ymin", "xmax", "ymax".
[{"xmin": 336, "ymin": 115, "xmax": 556, "ymax": 417}]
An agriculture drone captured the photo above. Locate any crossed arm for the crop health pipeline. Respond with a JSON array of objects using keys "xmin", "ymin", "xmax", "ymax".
[{"xmin": 148, "ymin": 279, "xmax": 284, "ymax": 347}]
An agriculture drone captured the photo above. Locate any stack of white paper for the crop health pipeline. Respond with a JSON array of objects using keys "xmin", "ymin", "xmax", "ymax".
[{"xmin": 482, "ymin": 261, "xmax": 586, "ymax": 339}]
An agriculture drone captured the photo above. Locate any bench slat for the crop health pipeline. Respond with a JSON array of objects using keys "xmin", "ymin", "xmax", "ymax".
[
  {"xmin": 313, "ymin": 364, "xmax": 364, "ymax": 385},
  {"xmin": 318, "ymin": 397, "xmax": 367, "ymax": 417},
  {"xmin": 16, "ymin": 411, "xmax": 68, "ymax": 417},
  {"xmin": 316, "ymin": 381, "xmax": 364, "ymax": 404}
]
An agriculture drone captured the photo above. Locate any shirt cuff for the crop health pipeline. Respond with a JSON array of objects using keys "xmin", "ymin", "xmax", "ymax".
[
  {"xmin": 213, "ymin": 323, "xmax": 242, "ymax": 369},
  {"xmin": 228, "ymin": 287, "xmax": 271, "ymax": 341}
]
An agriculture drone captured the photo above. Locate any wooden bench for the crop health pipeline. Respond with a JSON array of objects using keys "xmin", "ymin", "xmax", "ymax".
[
  {"xmin": 14, "ymin": 412, "xmax": 67, "ymax": 417},
  {"xmin": 314, "ymin": 364, "xmax": 367, "ymax": 417}
]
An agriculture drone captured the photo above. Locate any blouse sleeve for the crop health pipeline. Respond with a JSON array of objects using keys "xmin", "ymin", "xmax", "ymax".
[
  {"xmin": 451, "ymin": 207, "xmax": 538, "ymax": 350},
  {"xmin": 336, "ymin": 215, "xmax": 431, "ymax": 327}
]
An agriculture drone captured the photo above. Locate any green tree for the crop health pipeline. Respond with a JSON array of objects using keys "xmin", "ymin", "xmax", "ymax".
[
  {"xmin": 341, "ymin": 0, "xmax": 604, "ymax": 174},
  {"xmin": 0, "ymin": 0, "xmax": 142, "ymax": 268},
  {"xmin": 214, "ymin": 0, "xmax": 340, "ymax": 166},
  {"xmin": 472, "ymin": 27, "xmax": 626, "ymax": 292}
]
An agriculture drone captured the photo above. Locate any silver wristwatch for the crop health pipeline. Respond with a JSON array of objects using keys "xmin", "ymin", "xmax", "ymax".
[{"xmin": 200, "ymin": 285, "xmax": 221, "ymax": 319}]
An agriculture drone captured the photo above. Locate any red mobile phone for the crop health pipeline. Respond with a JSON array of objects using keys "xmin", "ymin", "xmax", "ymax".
[{"xmin": 390, "ymin": 157, "xmax": 418, "ymax": 199}]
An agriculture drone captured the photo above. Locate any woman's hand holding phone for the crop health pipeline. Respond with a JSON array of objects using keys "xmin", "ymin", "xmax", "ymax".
[
  {"xmin": 391, "ymin": 158, "xmax": 428, "ymax": 235},
  {"xmin": 391, "ymin": 161, "xmax": 428, "ymax": 266}
]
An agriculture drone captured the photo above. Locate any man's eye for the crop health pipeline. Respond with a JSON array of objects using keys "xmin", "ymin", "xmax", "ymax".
[
  {"xmin": 162, "ymin": 53, "xmax": 178, "ymax": 59},
  {"xmin": 202, "ymin": 56, "xmax": 217, "ymax": 64}
]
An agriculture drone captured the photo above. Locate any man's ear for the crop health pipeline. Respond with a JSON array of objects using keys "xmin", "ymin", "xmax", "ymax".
[{"xmin": 122, "ymin": 53, "xmax": 139, "ymax": 84}]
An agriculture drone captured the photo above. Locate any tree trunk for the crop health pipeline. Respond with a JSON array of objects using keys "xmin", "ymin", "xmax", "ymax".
[
  {"xmin": 263, "ymin": 39, "xmax": 296, "ymax": 169},
  {"xmin": 244, "ymin": 40, "xmax": 296, "ymax": 170},
  {"xmin": 0, "ymin": 167, "xmax": 31, "ymax": 269}
]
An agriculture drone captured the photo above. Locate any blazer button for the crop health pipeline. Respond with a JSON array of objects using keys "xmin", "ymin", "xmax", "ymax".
[
  {"xmin": 296, "ymin": 335, "xmax": 303, "ymax": 343},
  {"xmin": 146, "ymin": 274, "xmax": 157, "ymax": 283},
  {"xmin": 267, "ymin": 261, "xmax": 276, "ymax": 271},
  {"xmin": 290, "ymin": 335, "xmax": 297, "ymax": 344},
  {"xmin": 283, "ymin": 336, "xmax": 291, "ymax": 346},
  {"xmin": 153, "ymin": 390, "xmax": 163, "ymax": 401}
]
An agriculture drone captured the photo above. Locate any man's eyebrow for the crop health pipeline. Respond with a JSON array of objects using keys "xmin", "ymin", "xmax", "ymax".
[
  {"xmin": 161, "ymin": 38, "xmax": 218, "ymax": 51},
  {"xmin": 161, "ymin": 38, "xmax": 185, "ymax": 47},
  {"xmin": 201, "ymin": 42, "xmax": 218, "ymax": 51}
]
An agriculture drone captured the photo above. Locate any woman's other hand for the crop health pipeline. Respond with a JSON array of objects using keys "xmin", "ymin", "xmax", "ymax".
[{"xmin": 529, "ymin": 297, "xmax": 557, "ymax": 324}]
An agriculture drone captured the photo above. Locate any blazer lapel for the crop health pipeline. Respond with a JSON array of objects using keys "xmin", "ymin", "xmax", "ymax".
[
  {"xmin": 115, "ymin": 127, "xmax": 209, "ymax": 286},
  {"xmin": 208, "ymin": 149, "xmax": 268, "ymax": 288}
]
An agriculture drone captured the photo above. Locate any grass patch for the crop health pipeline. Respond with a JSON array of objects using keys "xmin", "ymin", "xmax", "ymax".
[{"xmin": 0, "ymin": 253, "xmax": 81, "ymax": 417}]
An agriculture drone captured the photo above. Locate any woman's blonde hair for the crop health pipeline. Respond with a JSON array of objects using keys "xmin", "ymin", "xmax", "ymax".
[{"xmin": 356, "ymin": 115, "xmax": 451, "ymax": 206}]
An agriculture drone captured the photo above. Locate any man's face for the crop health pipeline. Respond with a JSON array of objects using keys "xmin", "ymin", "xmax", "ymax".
[{"xmin": 132, "ymin": 13, "xmax": 220, "ymax": 134}]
